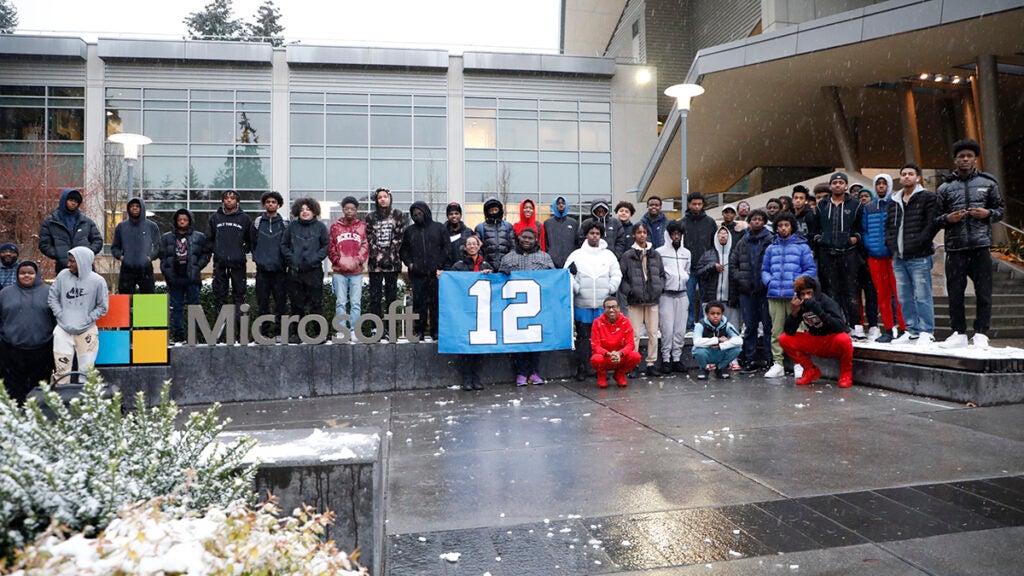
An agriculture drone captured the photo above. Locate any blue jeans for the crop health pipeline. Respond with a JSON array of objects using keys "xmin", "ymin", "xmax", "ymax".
[
  {"xmin": 740, "ymin": 293, "xmax": 772, "ymax": 364},
  {"xmin": 892, "ymin": 255, "xmax": 933, "ymax": 335},
  {"xmin": 693, "ymin": 346, "xmax": 742, "ymax": 370},
  {"xmin": 332, "ymin": 274, "xmax": 363, "ymax": 329},
  {"xmin": 169, "ymin": 281, "xmax": 200, "ymax": 339},
  {"xmin": 685, "ymin": 274, "xmax": 699, "ymax": 331}
]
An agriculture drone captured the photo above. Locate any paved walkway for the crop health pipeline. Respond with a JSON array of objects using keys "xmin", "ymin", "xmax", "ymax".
[{"xmin": 209, "ymin": 370, "xmax": 1024, "ymax": 575}]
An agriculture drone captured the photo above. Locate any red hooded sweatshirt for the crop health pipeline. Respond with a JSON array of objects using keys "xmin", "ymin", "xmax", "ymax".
[{"xmin": 512, "ymin": 198, "xmax": 546, "ymax": 252}]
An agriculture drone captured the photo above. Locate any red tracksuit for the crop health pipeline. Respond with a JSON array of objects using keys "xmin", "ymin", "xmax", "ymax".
[
  {"xmin": 779, "ymin": 288, "xmax": 854, "ymax": 384},
  {"xmin": 590, "ymin": 313, "xmax": 642, "ymax": 375}
]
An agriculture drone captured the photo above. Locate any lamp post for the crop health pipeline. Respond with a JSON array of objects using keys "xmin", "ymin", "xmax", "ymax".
[
  {"xmin": 107, "ymin": 133, "xmax": 152, "ymax": 200},
  {"xmin": 664, "ymin": 83, "xmax": 704, "ymax": 198}
]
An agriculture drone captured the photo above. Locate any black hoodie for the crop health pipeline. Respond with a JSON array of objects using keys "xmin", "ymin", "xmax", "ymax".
[
  {"xmin": 111, "ymin": 197, "xmax": 160, "ymax": 269},
  {"xmin": 474, "ymin": 197, "xmax": 515, "ymax": 268},
  {"xmin": 206, "ymin": 205, "xmax": 253, "ymax": 267},
  {"xmin": 400, "ymin": 201, "xmax": 450, "ymax": 277},
  {"xmin": 783, "ymin": 277, "xmax": 848, "ymax": 336}
]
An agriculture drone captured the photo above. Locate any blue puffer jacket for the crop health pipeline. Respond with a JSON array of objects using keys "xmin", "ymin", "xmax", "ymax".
[
  {"xmin": 761, "ymin": 234, "xmax": 817, "ymax": 299},
  {"xmin": 861, "ymin": 175, "xmax": 892, "ymax": 259}
]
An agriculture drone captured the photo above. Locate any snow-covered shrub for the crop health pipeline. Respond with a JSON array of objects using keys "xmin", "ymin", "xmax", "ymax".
[
  {"xmin": 0, "ymin": 372, "xmax": 257, "ymax": 562},
  {"xmin": 3, "ymin": 497, "xmax": 367, "ymax": 576}
]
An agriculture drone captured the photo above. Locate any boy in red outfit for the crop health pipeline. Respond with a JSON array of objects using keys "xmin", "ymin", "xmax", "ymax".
[
  {"xmin": 779, "ymin": 275, "xmax": 855, "ymax": 387},
  {"xmin": 590, "ymin": 296, "xmax": 642, "ymax": 387}
]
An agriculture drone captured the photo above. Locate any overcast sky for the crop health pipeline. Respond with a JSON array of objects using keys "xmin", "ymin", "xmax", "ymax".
[{"xmin": 14, "ymin": 0, "xmax": 561, "ymax": 52}]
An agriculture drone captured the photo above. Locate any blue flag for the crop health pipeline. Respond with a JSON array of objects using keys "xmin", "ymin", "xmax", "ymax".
[{"xmin": 438, "ymin": 269, "xmax": 573, "ymax": 354}]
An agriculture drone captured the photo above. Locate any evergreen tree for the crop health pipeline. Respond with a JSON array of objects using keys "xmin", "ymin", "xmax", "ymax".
[
  {"xmin": 0, "ymin": 0, "xmax": 18, "ymax": 34},
  {"xmin": 246, "ymin": 0, "xmax": 285, "ymax": 46},
  {"xmin": 184, "ymin": 0, "xmax": 244, "ymax": 41}
]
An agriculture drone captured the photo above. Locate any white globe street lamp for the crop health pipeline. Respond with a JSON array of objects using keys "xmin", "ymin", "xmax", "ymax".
[
  {"xmin": 664, "ymin": 83, "xmax": 704, "ymax": 198},
  {"xmin": 108, "ymin": 132, "xmax": 152, "ymax": 199}
]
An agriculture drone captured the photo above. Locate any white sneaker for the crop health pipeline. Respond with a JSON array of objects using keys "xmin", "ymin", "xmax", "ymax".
[
  {"xmin": 867, "ymin": 326, "xmax": 882, "ymax": 341},
  {"xmin": 916, "ymin": 332, "xmax": 935, "ymax": 346},
  {"xmin": 938, "ymin": 332, "xmax": 967, "ymax": 349},
  {"xmin": 852, "ymin": 325, "xmax": 866, "ymax": 340},
  {"xmin": 971, "ymin": 333, "xmax": 990, "ymax": 349},
  {"xmin": 794, "ymin": 364, "xmax": 804, "ymax": 379},
  {"xmin": 765, "ymin": 363, "xmax": 785, "ymax": 378},
  {"xmin": 892, "ymin": 331, "xmax": 914, "ymax": 344}
]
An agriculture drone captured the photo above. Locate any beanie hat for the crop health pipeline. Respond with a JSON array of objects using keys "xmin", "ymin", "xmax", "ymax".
[
  {"xmin": 342, "ymin": 196, "xmax": 359, "ymax": 208},
  {"xmin": 830, "ymin": 172, "xmax": 849, "ymax": 183},
  {"xmin": 446, "ymin": 202, "xmax": 463, "ymax": 215},
  {"xmin": 0, "ymin": 243, "xmax": 17, "ymax": 254},
  {"xmin": 952, "ymin": 139, "xmax": 981, "ymax": 158}
]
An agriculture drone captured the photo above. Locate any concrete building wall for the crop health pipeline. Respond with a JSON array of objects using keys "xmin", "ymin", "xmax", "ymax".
[
  {"xmin": 611, "ymin": 63, "xmax": 659, "ymax": 202},
  {"xmin": 761, "ymin": 0, "xmax": 888, "ymax": 32},
  {"xmin": 605, "ymin": 0, "xmax": 647, "ymax": 63}
]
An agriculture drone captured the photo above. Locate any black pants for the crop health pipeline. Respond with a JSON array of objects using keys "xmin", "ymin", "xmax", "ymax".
[
  {"xmin": 512, "ymin": 352, "xmax": 540, "ymax": 377},
  {"xmin": 368, "ymin": 271, "xmax": 399, "ymax": 319},
  {"xmin": 255, "ymin": 268, "xmax": 288, "ymax": 335},
  {"xmin": 856, "ymin": 254, "xmax": 878, "ymax": 326},
  {"xmin": 946, "ymin": 247, "xmax": 993, "ymax": 335},
  {"xmin": 574, "ymin": 321, "xmax": 593, "ymax": 373},
  {"xmin": 410, "ymin": 274, "xmax": 439, "ymax": 338},
  {"xmin": 1, "ymin": 341, "xmax": 53, "ymax": 404},
  {"xmin": 820, "ymin": 249, "xmax": 859, "ymax": 327},
  {"xmin": 460, "ymin": 354, "xmax": 482, "ymax": 385},
  {"xmin": 118, "ymin": 264, "xmax": 155, "ymax": 294},
  {"xmin": 289, "ymin": 268, "xmax": 324, "ymax": 317},
  {"xmin": 212, "ymin": 261, "xmax": 247, "ymax": 309}
]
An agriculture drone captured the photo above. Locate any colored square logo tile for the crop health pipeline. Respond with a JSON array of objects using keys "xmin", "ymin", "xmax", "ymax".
[
  {"xmin": 95, "ymin": 330, "xmax": 131, "ymax": 365},
  {"xmin": 132, "ymin": 330, "xmax": 168, "ymax": 364},
  {"xmin": 132, "ymin": 294, "xmax": 168, "ymax": 328},
  {"xmin": 97, "ymin": 294, "xmax": 131, "ymax": 329}
]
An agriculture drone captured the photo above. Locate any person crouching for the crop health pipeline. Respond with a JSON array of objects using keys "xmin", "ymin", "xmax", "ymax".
[
  {"xmin": 590, "ymin": 296, "xmax": 642, "ymax": 387},
  {"xmin": 691, "ymin": 300, "xmax": 743, "ymax": 380},
  {"xmin": 779, "ymin": 275, "xmax": 854, "ymax": 387}
]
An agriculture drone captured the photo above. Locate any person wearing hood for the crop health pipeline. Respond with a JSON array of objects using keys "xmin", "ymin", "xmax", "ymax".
[
  {"xmin": 443, "ymin": 202, "xmax": 475, "ymax": 266},
  {"xmin": 696, "ymin": 226, "xmax": 740, "ymax": 347},
  {"xmin": 160, "ymin": 209, "xmax": 210, "ymax": 343},
  {"xmin": 500, "ymin": 228, "xmax": 554, "ymax": 386},
  {"xmin": 0, "ymin": 261, "xmax": 55, "ymax": 403},
  {"xmin": 565, "ymin": 221, "xmax": 622, "ymax": 381},
  {"xmin": 400, "ymin": 201, "xmax": 449, "ymax": 341},
  {"xmin": 862, "ymin": 174, "xmax": 906, "ymax": 343},
  {"xmin": 206, "ymin": 189, "xmax": 253, "ymax": 341},
  {"xmin": 252, "ymin": 191, "xmax": 290, "ymax": 338},
  {"xmin": 638, "ymin": 196, "xmax": 668, "ymax": 251},
  {"xmin": 886, "ymin": 163, "xmax": 939, "ymax": 346},
  {"xmin": 513, "ymin": 198, "xmax": 546, "ymax": 252},
  {"xmin": 38, "ymin": 188, "xmax": 103, "ymax": 274},
  {"xmin": 110, "ymin": 197, "xmax": 160, "ymax": 295},
  {"xmin": 936, "ymin": 139, "xmax": 1004, "ymax": 350},
  {"xmin": 656, "ymin": 220, "xmax": 691, "ymax": 373},
  {"xmin": 0, "ymin": 243, "xmax": 20, "ymax": 291},
  {"xmin": 780, "ymin": 276, "xmax": 853, "ymax": 388},
  {"xmin": 328, "ymin": 196, "xmax": 368, "ymax": 332},
  {"xmin": 449, "ymin": 235, "xmax": 493, "ymax": 391},
  {"xmin": 729, "ymin": 209, "xmax": 773, "ymax": 372},
  {"xmin": 48, "ymin": 246, "xmax": 108, "ymax": 379},
  {"xmin": 679, "ymin": 192, "xmax": 718, "ymax": 333},
  {"xmin": 718, "ymin": 204, "xmax": 746, "ymax": 243},
  {"xmin": 281, "ymin": 197, "xmax": 329, "ymax": 342},
  {"xmin": 761, "ymin": 212, "xmax": 817, "ymax": 378},
  {"xmin": 543, "ymin": 195, "xmax": 579, "ymax": 268},
  {"xmin": 581, "ymin": 199, "xmax": 627, "ymax": 258},
  {"xmin": 365, "ymin": 187, "xmax": 406, "ymax": 339},
  {"xmin": 618, "ymin": 223, "xmax": 666, "ymax": 377},
  {"xmin": 475, "ymin": 197, "xmax": 515, "ymax": 270},
  {"xmin": 815, "ymin": 172, "xmax": 863, "ymax": 333}
]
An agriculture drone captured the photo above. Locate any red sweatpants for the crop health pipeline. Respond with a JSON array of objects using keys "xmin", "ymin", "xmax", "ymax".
[
  {"xmin": 779, "ymin": 331, "xmax": 853, "ymax": 377},
  {"xmin": 867, "ymin": 257, "xmax": 906, "ymax": 331},
  {"xmin": 591, "ymin": 351, "xmax": 642, "ymax": 375}
]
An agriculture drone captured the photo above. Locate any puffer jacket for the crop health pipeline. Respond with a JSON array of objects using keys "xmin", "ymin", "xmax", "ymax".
[
  {"xmin": 885, "ymin": 184, "xmax": 938, "ymax": 260},
  {"xmin": 618, "ymin": 243, "xmax": 665, "ymax": 305},
  {"xmin": 761, "ymin": 233, "xmax": 817, "ymax": 299},
  {"xmin": 935, "ymin": 169, "xmax": 1004, "ymax": 252},
  {"xmin": 499, "ymin": 242, "xmax": 554, "ymax": 272},
  {"xmin": 159, "ymin": 209, "xmax": 210, "ymax": 285},
  {"xmin": 680, "ymin": 209, "xmax": 718, "ymax": 262},
  {"xmin": 564, "ymin": 239, "xmax": 622, "ymax": 310},
  {"xmin": 475, "ymin": 197, "xmax": 516, "ymax": 268},
  {"xmin": 817, "ymin": 196, "xmax": 862, "ymax": 251},
  {"xmin": 860, "ymin": 175, "xmax": 892, "ymax": 259},
  {"xmin": 656, "ymin": 241, "xmax": 691, "ymax": 293},
  {"xmin": 38, "ymin": 188, "xmax": 104, "ymax": 270},
  {"xmin": 729, "ymin": 227, "xmax": 773, "ymax": 296},
  {"xmin": 543, "ymin": 195, "xmax": 580, "ymax": 268},
  {"xmin": 400, "ymin": 201, "xmax": 450, "ymax": 278},
  {"xmin": 581, "ymin": 200, "xmax": 627, "ymax": 258},
  {"xmin": 282, "ymin": 216, "xmax": 329, "ymax": 273}
]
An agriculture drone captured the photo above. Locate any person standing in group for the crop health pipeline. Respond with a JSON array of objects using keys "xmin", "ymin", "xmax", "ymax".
[
  {"xmin": 730, "ymin": 209, "xmax": 774, "ymax": 372},
  {"xmin": 38, "ymin": 188, "xmax": 103, "ymax": 274},
  {"xmin": 862, "ymin": 175, "xmax": 905, "ymax": 343},
  {"xmin": 565, "ymin": 221, "xmax": 622, "ymax": 381},
  {"xmin": 691, "ymin": 301, "xmax": 743, "ymax": 380},
  {"xmin": 695, "ymin": 226, "xmax": 739, "ymax": 328},
  {"xmin": 614, "ymin": 201, "xmax": 636, "ymax": 251},
  {"xmin": 365, "ymin": 187, "xmax": 406, "ymax": 341},
  {"xmin": 160, "ymin": 209, "xmax": 210, "ymax": 344},
  {"xmin": 543, "ymin": 195, "xmax": 580, "ymax": 269},
  {"xmin": 443, "ymin": 202, "xmax": 475, "ymax": 266},
  {"xmin": 581, "ymin": 199, "xmax": 626, "ymax": 257},
  {"xmin": 679, "ymin": 192, "xmax": 717, "ymax": 333},
  {"xmin": 400, "ymin": 201, "xmax": 449, "ymax": 341},
  {"xmin": 450, "ymin": 235, "xmax": 493, "ymax": 390},
  {"xmin": 779, "ymin": 276, "xmax": 854, "ymax": 388},
  {"xmin": 815, "ymin": 172, "xmax": 862, "ymax": 333},
  {"xmin": 110, "ymin": 197, "xmax": 160, "ymax": 295},
  {"xmin": 0, "ymin": 243, "xmax": 20, "ymax": 291},
  {"xmin": 206, "ymin": 190, "xmax": 252, "ymax": 341},
  {"xmin": 655, "ymin": 220, "xmax": 690, "ymax": 373},
  {"xmin": 590, "ymin": 296, "xmax": 642, "ymax": 388},
  {"xmin": 513, "ymin": 198, "xmax": 546, "ymax": 251},
  {"xmin": 736, "ymin": 200, "xmax": 751, "ymax": 222},
  {"xmin": 761, "ymin": 212, "xmax": 817, "ymax": 379},
  {"xmin": 281, "ymin": 197, "xmax": 329, "ymax": 343},
  {"xmin": 328, "ymin": 196, "xmax": 368, "ymax": 332},
  {"xmin": 252, "ymin": 191, "xmax": 289, "ymax": 338},
  {"xmin": 619, "ymin": 223, "xmax": 665, "ymax": 377},
  {"xmin": 500, "ymin": 227, "xmax": 554, "ymax": 386},
  {"xmin": 887, "ymin": 163, "xmax": 939, "ymax": 345},
  {"xmin": 638, "ymin": 196, "xmax": 668, "ymax": 251},
  {"xmin": 792, "ymin": 186, "xmax": 820, "ymax": 244},
  {"xmin": 718, "ymin": 204, "xmax": 745, "ymax": 243},
  {"xmin": 936, "ymin": 139, "xmax": 1004, "ymax": 349},
  {"xmin": 0, "ymin": 261, "xmax": 55, "ymax": 403},
  {"xmin": 475, "ymin": 197, "xmax": 515, "ymax": 277},
  {"xmin": 48, "ymin": 247, "xmax": 108, "ymax": 380}
]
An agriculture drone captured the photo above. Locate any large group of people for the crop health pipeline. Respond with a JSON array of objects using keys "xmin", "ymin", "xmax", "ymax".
[{"xmin": 0, "ymin": 139, "xmax": 1005, "ymax": 398}]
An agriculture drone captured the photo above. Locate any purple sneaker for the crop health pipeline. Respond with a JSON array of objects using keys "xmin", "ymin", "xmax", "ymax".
[
  {"xmin": 529, "ymin": 373, "xmax": 545, "ymax": 385},
  {"xmin": 515, "ymin": 375, "xmax": 528, "ymax": 387}
]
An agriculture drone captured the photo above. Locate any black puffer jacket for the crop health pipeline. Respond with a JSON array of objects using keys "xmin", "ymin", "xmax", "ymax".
[
  {"xmin": 400, "ymin": 201, "xmax": 450, "ymax": 278},
  {"xmin": 282, "ymin": 216, "xmax": 329, "ymax": 273},
  {"xmin": 679, "ymin": 210, "xmax": 717, "ymax": 260},
  {"xmin": 475, "ymin": 197, "xmax": 515, "ymax": 268},
  {"xmin": 729, "ymin": 228, "xmax": 772, "ymax": 296},
  {"xmin": 935, "ymin": 170, "xmax": 1004, "ymax": 252},
  {"xmin": 618, "ymin": 243, "xmax": 665, "ymax": 305},
  {"xmin": 251, "ymin": 213, "xmax": 288, "ymax": 271},
  {"xmin": 159, "ymin": 209, "xmax": 211, "ymax": 285},
  {"xmin": 38, "ymin": 188, "xmax": 104, "ymax": 270},
  {"xmin": 885, "ymin": 185, "xmax": 938, "ymax": 260},
  {"xmin": 783, "ymin": 277, "xmax": 848, "ymax": 336}
]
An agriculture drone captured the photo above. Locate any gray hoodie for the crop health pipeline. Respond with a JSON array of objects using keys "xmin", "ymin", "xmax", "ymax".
[
  {"xmin": 48, "ymin": 246, "xmax": 109, "ymax": 335},
  {"xmin": 0, "ymin": 261, "xmax": 55, "ymax": 348}
]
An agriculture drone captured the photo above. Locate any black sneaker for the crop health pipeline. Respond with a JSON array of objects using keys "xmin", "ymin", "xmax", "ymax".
[
  {"xmin": 875, "ymin": 333, "xmax": 894, "ymax": 343},
  {"xmin": 671, "ymin": 361, "xmax": 687, "ymax": 373},
  {"xmin": 716, "ymin": 368, "xmax": 730, "ymax": 380},
  {"xmin": 645, "ymin": 364, "xmax": 660, "ymax": 377},
  {"xmin": 697, "ymin": 369, "xmax": 708, "ymax": 380}
]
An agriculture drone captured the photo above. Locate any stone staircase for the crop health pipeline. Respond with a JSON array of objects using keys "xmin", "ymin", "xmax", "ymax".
[{"xmin": 932, "ymin": 258, "xmax": 1024, "ymax": 339}]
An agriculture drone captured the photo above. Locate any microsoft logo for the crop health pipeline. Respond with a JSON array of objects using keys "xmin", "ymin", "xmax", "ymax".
[{"xmin": 95, "ymin": 294, "xmax": 169, "ymax": 365}]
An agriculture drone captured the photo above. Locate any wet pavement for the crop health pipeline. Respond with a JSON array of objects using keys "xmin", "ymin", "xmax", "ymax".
[{"xmin": 194, "ymin": 370, "xmax": 1024, "ymax": 575}]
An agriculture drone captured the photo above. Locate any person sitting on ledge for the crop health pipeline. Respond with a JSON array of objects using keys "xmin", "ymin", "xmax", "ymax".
[
  {"xmin": 779, "ymin": 275, "xmax": 854, "ymax": 388},
  {"xmin": 590, "ymin": 296, "xmax": 641, "ymax": 388}
]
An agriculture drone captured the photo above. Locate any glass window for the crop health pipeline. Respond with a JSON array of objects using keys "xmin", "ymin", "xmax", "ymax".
[
  {"xmin": 143, "ymin": 143, "xmax": 187, "ymax": 155},
  {"xmin": 414, "ymin": 116, "xmax": 446, "ymax": 148},
  {"xmin": 465, "ymin": 108, "xmax": 496, "ymax": 118},
  {"xmin": 146, "ymin": 100, "xmax": 188, "ymax": 110},
  {"xmin": 191, "ymin": 144, "xmax": 231, "ymax": 155},
  {"xmin": 145, "ymin": 88, "xmax": 186, "ymax": 100},
  {"xmin": 370, "ymin": 116, "xmax": 411, "ymax": 146},
  {"xmin": 504, "ymin": 162, "xmax": 538, "ymax": 194},
  {"xmin": 415, "ymin": 95, "xmax": 446, "ymax": 106},
  {"xmin": 237, "ymin": 112, "xmax": 270, "ymax": 143},
  {"xmin": 371, "ymin": 94, "xmax": 412, "ymax": 106},
  {"xmin": 237, "ymin": 101, "xmax": 271, "ymax": 112},
  {"xmin": 464, "ymin": 117, "xmax": 495, "ymax": 148},
  {"xmin": 465, "ymin": 97, "xmax": 496, "ymax": 108},
  {"xmin": 540, "ymin": 100, "xmax": 577, "ymax": 111},
  {"xmin": 540, "ymin": 151, "xmax": 578, "ymax": 162},
  {"xmin": 499, "ymin": 150, "xmax": 537, "ymax": 162},
  {"xmin": 327, "ymin": 158, "xmax": 368, "ymax": 191},
  {"xmin": 238, "ymin": 91, "xmax": 271, "ymax": 103},
  {"xmin": 466, "ymin": 149, "xmax": 497, "ymax": 160},
  {"xmin": 292, "ymin": 92, "xmax": 324, "ymax": 104},
  {"xmin": 580, "ymin": 113, "xmax": 610, "ymax": 122},
  {"xmin": 1, "ymin": 86, "xmax": 43, "ymax": 96},
  {"xmin": 190, "ymin": 156, "xmax": 234, "ymax": 189},
  {"xmin": 581, "ymin": 152, "xmax": 611, "ymax": 163},
  {"xmin": 414, "ymin": 159, "xmax": 447, "ymax": 191},
  {"xmin": 327, "ymin": 147, "xmax": 369, "ymax": 159},
  {"xmin": 581, "ymin": 102, "xmax": 610, "ymax": 113},
  {"xmin": 0, "ymin": 108, "xmax": 45, "ymax": 140},
  {"xmin": 291, "ymin": 158, "xmax": 324, "ymax": 189},
  {"xmin": 498, "ymin": 119, "xmax": 537, "ymax": 149},
  {"xmin": 291, "ymin": 113, "xmax": 324, "ymax": 145},
  {"xmin": 540, "ymin": 111, "xmax": 576, "ymax": 121},
  {"xmin": 143, "ymin": 156, "xmax": 187, "ymax": 189},
  {"xmin": 414, "ymin": 106, "xmax": 446, "ymax": 117},
  {"xmin": 143, "ymin": 110, "xmax": 188, "ymax": 142},
  {"xmin": 327, "ymin": 104, "xmax": 367, "ymax": 114},
  {"xmin": 370, "ymin": 148, "xmax": 411, "ymax": 159},
  {"xmin": 327, "ymin": 93, "xmax": 366, "ymax": 104},
  {"xmin": 235, "ymin": 156, "xmax": 271, "ymax": 189},
  {"xmin": 500, "ymin": 98, "xmax": 536, "ymax": 110},
  {"xmin": 579, "ymin": 122, "xmax": 610, "ymax": 152},
  {"xmin": 371, "ymin": 105, "xmax": 411, "ymax": 115},
  {"xmin": 541, "ymin": 164, "xmax": 578, "ymax": 194},
  {"xmin": 326, "ymin": 114, "xmax": 368, "ymax": 146},
  {"xmin": 415, "ymin": 148, "xmax": 446, "ymax": 160},
  {"xmin": 371, "ymin": 159, "xmax": 412, "ymax": 191},
  {"xmin": 290, "ymin": 103, "xmax": 323, "ymax": 112},
  {"xmin": 580, "ymin": 164, "xmax": 611, "ymax": 195},
  {"xmin": 106, "ymin": 109, "xmax": 140, "ymax": 137},
  {"xmin": 498, "ymin": 109, "xmax": 537, "ymax": 119},
  {"xmin": 47, "ymin": 109, "xmax": 84, "ymax": 141},
  {"xmin": 48, "ymin": 98, "xmax": 84, "ymax": 108},
  {"xmin": 191, "ymin": 89, "xmax": 233, "ymax": 101},
  {"xmin": 539, "ymin": 121, "xmax": 577, "ymax": 151},
  {"xmin": 465, "ymin": 161, "xmax": 496, "ymax": 193},
  {"xmin": 190, "ymin": 111, "xmax": 235, "ymax": 144},
  {"xmin": 106, "ymin": 88, "xmax": 140, "ymax": 99}
]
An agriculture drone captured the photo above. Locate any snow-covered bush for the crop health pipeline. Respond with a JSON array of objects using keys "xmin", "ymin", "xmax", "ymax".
[
  {"xmin": 2, "ymin": 497, "xmax": 367, "ymax": 576},
  {"xmin": 0, "ymin": 372, "xmax": 257, "ymax": 562}
]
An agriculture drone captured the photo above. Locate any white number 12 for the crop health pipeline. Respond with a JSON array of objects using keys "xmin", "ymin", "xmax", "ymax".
[{"xmin": 467, "ymin": 278, "xmax": 543, "ymax": 345}]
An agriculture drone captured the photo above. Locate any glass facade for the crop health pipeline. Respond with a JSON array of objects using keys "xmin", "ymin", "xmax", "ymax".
[
  {"xmin": 0, "ymin": 85, "xmax": 85, "ymax": 188},
  {"xmin": 289, "ymin": 92, "xmax": 447, "ymax": 217},
  {"xmin": 105, "ymin": 87, "xmax": 271, "ymax": 231},
  {"xmin": 464, "ymin": 97, "xmax": 611, "ymax": 217}
]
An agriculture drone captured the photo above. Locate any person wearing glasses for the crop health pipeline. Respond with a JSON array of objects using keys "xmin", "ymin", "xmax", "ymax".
[{"xmin": 589, "ymin": 296, "xmax": 641, "ymax": 387}]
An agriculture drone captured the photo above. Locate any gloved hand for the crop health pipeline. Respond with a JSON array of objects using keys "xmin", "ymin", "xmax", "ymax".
[{"xmin": 568, "ymin": 262, "xmax": 578, "ymax": 275}]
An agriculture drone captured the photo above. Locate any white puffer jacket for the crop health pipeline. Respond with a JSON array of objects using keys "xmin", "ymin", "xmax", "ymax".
[{"xmin": 564, "ymin": 239, "xmax": 622, "ymax": 310}]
